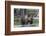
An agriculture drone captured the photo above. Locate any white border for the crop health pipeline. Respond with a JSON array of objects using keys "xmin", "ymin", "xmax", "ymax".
[{"xmin": 11, "ymin": 5, "xmax": 42, "ymax": 31}]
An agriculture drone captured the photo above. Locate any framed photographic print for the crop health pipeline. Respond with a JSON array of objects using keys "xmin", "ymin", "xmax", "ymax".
[{"xmin": 5, "ymin": 1, "xmax": 45, "ymax": 35}]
